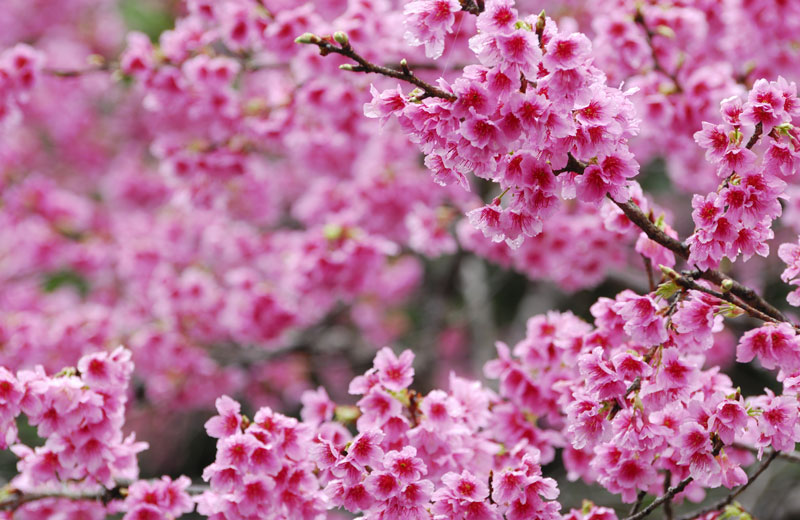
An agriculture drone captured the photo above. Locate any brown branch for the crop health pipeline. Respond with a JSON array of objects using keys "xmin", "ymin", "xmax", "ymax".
[
  {"xmin": 610, "ymin": 198, "xmax": 788, "ymax": 322},
  {"xmin": 459, "ymin": 0, "xmax": 484, "ymax": 15},
  {"xmin": 733, "ymin": 443, "xmax": 800, "ymax": 464},
  {"xmin": 629, "ymin": 490, "xmax": 647, "ymax": 516},
  {"xmin": 613, "ymin": 198, "xmax": 689, "ymax": 257},
  {"xmin": 666, "ymin": 270, "xmax": 781, "ymax": 325},
  {"xmin": 296, "ymin": 33, "xmax": 456, "ymax": 101},
  {"xmin": 642, "ymin": 254, "xmax": 656, "ymax": 292},
  {"xmin": 43, "ymin": 65, "xmax": 111, "ymax": 78},
  {"xmin": 663, "ymin": 471, "xmax": 674, "ymax": 520},
  {"xmin": 676, "ymin": 451, "xmax": 779, "ymax": 520},
  {"xmin": 624, "ymin": 476, "xmax": 693, "ymax": 520},
  {"xmin": 607, "ymin": 376, "xmax": 642, "ymax": 420},
  {"xmin": 0, "ymin": 485, "xmax": 123, "ymax": 512},
  {"xmin": 0, "ymin": 481, "xmax": 208, "ymax": 512},
  {"xmin": 746, "ymin": 122, "xmax": 763, "ymax": 149},
  {"xmin": 552, "ymin": 153, "xmax": 787, "ymax": 323},
  {"xmin": 633, "ymin": 8, "xmax": 682, "ymax": 93}
]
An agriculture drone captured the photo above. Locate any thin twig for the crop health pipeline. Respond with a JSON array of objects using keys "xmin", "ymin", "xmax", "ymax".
[
  {"xmin": 459, "ymin": 0, "xmax": 484, "ymax": 15},
  {"xmin": 553, "ymin": 153, "xmax": 787, "ymax": 324},
  {"xmin": 610, "ymin": 197, "xmax": 788, "ymax": 323},
  {"xmin": 0, "ymin": 482, "xmax": 209, "ymax": 512},
  {"xmin": 633, "ymin": 8, "xmax": 682, "ymax": 93},
  {"xmin": 624, "ymin": 442, "xmax": 721, "ymax": 520},
  {"xmin": 663, "ymin": 471, "xmax": 674, "ymax": 520},
  {"xmin": 0, "ymin": 486, "xmax": 122, "ymax": 512},
  {"xmin": 733, "ymin": 443, "xmax": 800, "ymax": 464},
  {"xmin": 669, "ymin": 271, "xmax": 781, "ymax": 325},
  {"xmin": 297, "ymin": 34, "xmax": 456, "ymax": 100},
  {"xmin": 629, "ymin": 490, "xmax": 647, "ymax": 516},
  {"xmin": 642, "ymin": 254, "xmax": 656, "ymax": 292},
  {"xmin": 624, "ymin": 476, "xmax": 693, "ymax": 520}
]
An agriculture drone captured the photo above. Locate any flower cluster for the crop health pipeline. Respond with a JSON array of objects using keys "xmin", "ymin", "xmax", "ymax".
[
  {"xmin": 0, "ymin": 44, "xmax": 43, "ymax": 128},
  {"xmin": 123, "ymin": 476, "xmax": 195, "ymax": 520},
  {"xmin": 196, "ymin": 395, "xmax": 327, "ymax": 519},
  {"xmin": 188, "ymin": 312, "xmax": 800, "ymax": 516},
  {"xmin": 197, "ymin": 347, "xmax": 562, "ymax": 519},
  {"xmin": 1, "ymin": 348, "xmax": 195, "ymax": 520},
  {"xmin": 459, "ymin": 201, "xmax": 630, "ymax": 290},
  {"xmin": 367, "ymin": 4, "xmax": 640, "ymax": 247},
  {"xmin": 688, "ymin": 78, "xmax": 800, "ymax": 270},
  {"xmin": 9, "ymin": 347, "xmax": 145, "ymax": 489},
  {"xmin": 403, "ymin": 0, "xmax": 462, "ymax": 59},
  {"xmin": 484, "ymin": 299, "xmax": 779, "ymax": 503}
]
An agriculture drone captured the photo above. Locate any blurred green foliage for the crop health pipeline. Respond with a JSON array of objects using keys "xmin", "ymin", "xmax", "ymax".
[
  {"xmin": 41, "ymin": 269, "xmax": 90, "ymax": 298},
  {"xmin": 118, "ymin": 0, "xmax": 175, "ymax": 41}
]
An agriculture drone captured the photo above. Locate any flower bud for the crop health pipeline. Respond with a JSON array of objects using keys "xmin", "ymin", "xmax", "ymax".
[
  {"xmin": 535, "ymin": 9, "xmax": 546, "ymax": 33},
  {"xmin": 295, "ymin": 32, "xmax": 320, "ymax": 45},
  {"xmin": 333, "ymin": 31, "xmax": 349, "ymax": 47},
  {"xmin": 659, "ymin": 265, "xmax": 679, "ymax": 280}
]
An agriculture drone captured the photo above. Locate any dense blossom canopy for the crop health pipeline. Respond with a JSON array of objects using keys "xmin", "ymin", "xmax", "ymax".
[{"xmin": 4, "ymin": 0, "xmax": 800, "ymax": 519}]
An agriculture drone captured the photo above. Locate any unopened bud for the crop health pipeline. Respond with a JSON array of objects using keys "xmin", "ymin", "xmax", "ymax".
[
  {"xmin": 399, "ymin": 58, "xmax": 411, "ymax": 75},
  {"xmin": 334, "ymin": 405, "xmax": 361, "ymax": 424},
  {"xmin": 339, "ymin": 64, "xmax": 355, "ymax": 71},
  {"xmin": 295, "ymin": 32, "xmax": 319, "ymax": 45},
  {"xmin": 659, "ymin": 265, "xmax": 679, "ymax": 280},
  {"xmin": 333, "ymin": 31, "xmax": 349, "ymax": 47},
  {"xmin": 535, "ymin": 9, "xmax": 546, "ymax": 32},
  {"xmin": 729, "ymin": 127, "xmax": 743, "ymax": 145},
  {"xmin": 655, "ymin": 25, "xmax": 675, "ymax": 39},
  {"xmin": 323, "ymin": 223, "xmax": 344, "ymax": 240},
  {"xmin": 721, "ymin": 279, "xmax": 734, "ymax": 292},
  {"xmin": 87, "ymin": 54, "xmax": 105, "ymax": 67}
]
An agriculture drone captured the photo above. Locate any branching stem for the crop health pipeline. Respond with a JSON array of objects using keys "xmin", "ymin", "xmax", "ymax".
[
  {"xmin": 624, "ymin": 476, "xmax": 693, "ymax": 520},
  {"xmin": 676, "ymin": 451, "xmax": 779, "ymax": 520},
  {"xmin": 633, "ymin": 8, "xmax": 683, "ymax": 93},
  {"xmin": 297, "ymin": 34, "xmax": 456, "ymax": 101}
]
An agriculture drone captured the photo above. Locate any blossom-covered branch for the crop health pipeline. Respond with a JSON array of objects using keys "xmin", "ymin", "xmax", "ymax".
[
  {"xmin": 613, "ymin": 198, "xmax": 788, "ymax": 323},
  {"xmin": 676, "ymin": 451, "xmax": 780, "ymax": 520},
  {"xmin": 559, "ymin": 156, "xmax": 789, "ymax": 323}
]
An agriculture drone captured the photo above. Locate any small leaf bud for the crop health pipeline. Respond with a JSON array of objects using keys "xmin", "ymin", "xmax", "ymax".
[
  {"xmin": 333, "ymin": 31, "xmax": 349, "ymax": 47},
  {"xmin": 295, "ymin": 33, "xmax": 319, "ymax": 45}
]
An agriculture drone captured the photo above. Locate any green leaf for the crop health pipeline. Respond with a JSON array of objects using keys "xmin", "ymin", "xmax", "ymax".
[
  {"xmin": 334, "ymin": 405, "xmax": 361, "ymax": 424},
  {"xmin": 655, "ymin": 280, "xmax": 679, "ymax": 299},
  {"xmin": 42, "ymin": 269, "xmax": 90, "ymax": 298}
]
